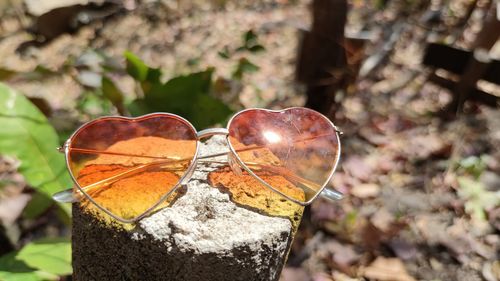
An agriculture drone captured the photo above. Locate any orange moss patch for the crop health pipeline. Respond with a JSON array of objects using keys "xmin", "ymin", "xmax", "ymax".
[{"xmin": 208, "ymin": 167, "xmax": 304, "ymax": 232}]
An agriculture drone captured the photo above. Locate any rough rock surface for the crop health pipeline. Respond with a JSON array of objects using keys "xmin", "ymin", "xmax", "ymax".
[{"xmin": 72, "ymin": 136, "xmax": 301, "ymax": 281}]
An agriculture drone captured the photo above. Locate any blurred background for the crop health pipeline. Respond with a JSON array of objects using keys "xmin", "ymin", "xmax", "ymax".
[{"xmin": 0, "ymin": 0, "xmax": 499, "ymax": 280}]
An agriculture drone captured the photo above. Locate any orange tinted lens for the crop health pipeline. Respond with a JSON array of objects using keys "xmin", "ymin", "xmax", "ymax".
[
  {"xmin": 68, "ymin": 114, "xmax": 197, "ymax": 220},
  {"xmin": 228, "ymin": 108, "xmax": 340, "ymax": 203}
]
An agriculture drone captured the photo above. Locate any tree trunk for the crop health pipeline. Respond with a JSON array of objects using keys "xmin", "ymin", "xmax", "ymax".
[{"xmin": 72, "ymin": 136, "xmax": 304, "ymax": 281}]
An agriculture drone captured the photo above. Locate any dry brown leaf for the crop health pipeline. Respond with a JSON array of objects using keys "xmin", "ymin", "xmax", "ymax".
[
  {"xmin": 324, "ymin": 240, "xmax": 361, "ymax": 270},
  {"xmin": 482, "ymin": 261, "xmax": 500, "ymax": 281},
  {"xmin": 331, "ymin": 271, "xmax": 363, "ymax": 281},
  {"xmin": 351, "ymin": 183, "xmax": 380, "ymax": 198},
  {"xmin": 371, "ymin": 208, "xmax": 395, "ymax": 232},
  {"xmin": 396, "ymin": 133, "xmax": 448, "ymax": 160},
  {"xmin": 0, "ymin": 193, "xmax": 31, "ymax": 225},
  {"xmin": 388, "ymin": 239, "xmax": 417, "ymax": 261},
  {"xmin": 441, "ymin": 219, "xmax": 496, "ymax": 262},
  {"xmin": 362, "ymin": 257, "xmax": 416, "ymax": 281},
  {"xmin": 343, "ymin": 156, "xmax": 374, "ymax": 182},
  {"xmin": 280, "ymin": 267, "xmax": 311, "ymax": 281},
  {"xmin": 312, "ymin": 273, "xmax": 333, "ymax": 281},
  {"xmin": 361, "ymin": 222, "xmax": 384, "ymax": 250}
]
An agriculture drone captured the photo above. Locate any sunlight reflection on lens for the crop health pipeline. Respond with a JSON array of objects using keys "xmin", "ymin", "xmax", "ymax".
[
  {"xmin": 229, "ymin": 108, "xmax": 340, "ymax": 203},
  {"xmin": 263, "ymin": 131, "xmax": 282, "ymax": 144}
]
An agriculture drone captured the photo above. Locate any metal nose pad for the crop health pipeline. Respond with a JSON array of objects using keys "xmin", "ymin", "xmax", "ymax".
[{"xmin": 227, "ymin": 153, "xmax": 242, "ymax": 176}]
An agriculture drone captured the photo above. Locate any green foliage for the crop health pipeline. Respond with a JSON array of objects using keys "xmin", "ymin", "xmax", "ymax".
[
  {"xmin": 22, "ymin": 193, "xmax": 56, "ymax": 219},
  {"xmin": 0, "ymin": 83, "xmax": 71, "ymax": 217},
  {"xmin": 0, "ymin": 238, "xmax": 71, "ymax": 281},
  {"xmin": 0, "ymin": 67, "xmax": 17, "ymax": 81},
  {"xmin": 124, "ymin": 51, "xmax": 161, "ymax": 94},
  {"xmin": 457, "ymin": 155, "xmax": 488, "ymax": 179},
  {"xmin": 218, "ymin": 29, "xmax": 264, "ymax": 63},
  {"xmin": 216, "ymin": 29, "xmax": 264, "ymax": 80},
  {"xmin": 217, "ymin": 46, "xmax": 231, "ymax": 59},
  {"xmin": 17, "ymin": 238, "xmax": 72, "ymax": 276},
  {"xmin": 233, "ymin": 58, "xmax": 260, "ymax": 80},
  {"xmin": 0, "ymin": 36, "xmax": 264, "ymax": 224},
  {"xmin": 125, "ymin": 54, "xmax": 233, "ymax": 129},
  {"xmin": 0, "ymin": 66, "xmax": 60, "ymax": 83},
  {"xmin": 73, "ymin": 50, "xmax": 127, "ymax": 117},
  {"xmin": 457, "ymin": 176, "xmax": 500, "ymax": 222},
  {"xmin": 238, "ymin": 30, "xmax": 265, "ymax": 53},
  {"xmin": 76, "ymin": 89, "xmax": 114, "ymax": 118},
  {"xmin": 101, "ymin": 76, "xmax": 126, "ymax": 115},
  {"xmin": 124, "ymin": 51, "xmax": 150, "ymax": 82},
  {"xmin": 372, "ymin": 0, "xmax": 389, "ymax": 10},
  {"xmin": 0, "ymin": 252, "xmax": 46, "ymax": 281}
]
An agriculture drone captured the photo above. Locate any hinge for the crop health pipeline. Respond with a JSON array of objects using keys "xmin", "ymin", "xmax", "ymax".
[
  {"xmin": 57, "ymin": 141, "xmax": 69, "ymax": 153},
  {"xmin": 334, "ymin": 126, "xmax": 344, "ymax": 136}
]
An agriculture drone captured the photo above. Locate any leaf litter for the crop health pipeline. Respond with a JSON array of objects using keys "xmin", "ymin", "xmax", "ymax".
[{"xmin": 0, "ymin": 0, "xmax": 498, "ymax": 280}]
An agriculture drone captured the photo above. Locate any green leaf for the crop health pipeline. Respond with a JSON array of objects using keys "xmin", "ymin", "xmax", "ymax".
[
  {"xmin": 457, "ymin": 176, "xmax": 500, "ymax": 221},
  {"xmin": 244, "ymin": 30, "xmax": 258, "ymax": 46},
  {"xmin": 124, "ymin": 51, "xmax": 149, "ymax": 82},
  {"xmin": 16, "ymin": 238, "xmax": 71, "ymax": 276},
  {"xmin": 0, "ymin": 83, "xmax": 72, "ymax": 216},
  {"xmin": 76, "ymin": 90, "xmax": 113, "ymax": 117},
  {"xmin": 0, "ymin": 252, "xmax": 43, "ymax": 281},
  {"xmin": 148, "ymin": 69, "xmax": 213, "ymax": 100},
  {"xmin": 145, "ymin": 68, "xmax": 162, "ymax": 84},
  {"xmin": 127, "ymin": 69, "xmax": 233, "ymax": 129},
  {"xmin": 232, "ymin": 58, "xmax": 260, "ymax": 79},
  {"xmin": 189, "ymin": 93, "xmax": 234, "ymax": 128},
  {"xmin": 22, "ymin": 193, "xmax": 54, "ymax": 219},
  {"xmin": 0, "ymin": 65, "xmax": 60, "ymax": 83},
  {"xmin": 239, "ymin": 30, "xmax": 265, "ymax": 53},
  {"xmin": 141, "ymin": 67, "xmax": 162, "ymax": 95},
  {"xmin": 217, "ymin": 46, "xmax": 231, "ymax": 59},
  {"xmin": 20, "ymin": 66, "xmax": 59, "ymax": 82},
  {"xmin": 101, "ymin": 76, "xmax": 126, "ymax": 115},
  {"xmin": 0, "ymin": 68, "xmax": 18, "ymax": 81},
  {"xmin": 458, "ymin": 155, "xmax": 487, "ymax": 178},
  {"xmin": 127, "ymin": 99, "xmax": 150, "ymax": 117},
  {"xmin": 248, "ymin": 44, "xmax": 265, "ymax": 53},
  {"xmin": 102, "ymin": 76, "xmax": 124, "ymax": 104},
  {"xmin": 186, "ymin": 57, "xmax": 201, "ymax": 66},
  {"xmin": 124, "ymin": 51, "xmax": 162, "ymax": 94}
]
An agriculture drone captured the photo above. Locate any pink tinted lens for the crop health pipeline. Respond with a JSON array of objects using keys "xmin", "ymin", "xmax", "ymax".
[
  {"xmin": 68, "ymin": 114, "xmax": 197, "ymax": 220},
  {"xmin": 228, "ymin": 108, "xmax": 340, "ymax": 203}
]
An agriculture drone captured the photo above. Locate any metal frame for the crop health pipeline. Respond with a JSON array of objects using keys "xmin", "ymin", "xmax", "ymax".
[{"xmin": 55, "ymin": 108, "xmax": 343, "ymax": 223}]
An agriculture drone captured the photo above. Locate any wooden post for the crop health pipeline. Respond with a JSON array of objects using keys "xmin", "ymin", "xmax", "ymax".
[
  {"xmin": 296, "ymin": 0, "xmax": 348, "ymax": 115},
  {"xmin": 450, "ymin": 4, "xmax": 500, "ymax": 113},
  {"xmin": 72, "ymin": 136, "xmax": 304, "ymax": 281}
]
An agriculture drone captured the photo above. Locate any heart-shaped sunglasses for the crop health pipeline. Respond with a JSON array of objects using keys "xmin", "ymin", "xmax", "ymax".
[{"xmin": 53, "ymin": 107, "xmax": 343, "ymax": 223}]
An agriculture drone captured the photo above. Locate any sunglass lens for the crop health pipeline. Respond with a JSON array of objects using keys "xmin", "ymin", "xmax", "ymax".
[
  {"xmin": 228, "ymin": 108, "xmax": 340, "ymax": 203},
  {"xmin": 68, "ymin": 114, "xmax": 197, "ymax": 221}
]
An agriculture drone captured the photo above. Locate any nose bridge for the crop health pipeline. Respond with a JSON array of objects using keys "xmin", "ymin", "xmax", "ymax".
[{"xmin": 196, "ymin": 128, "xmax": 229, "ymax": 139}]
